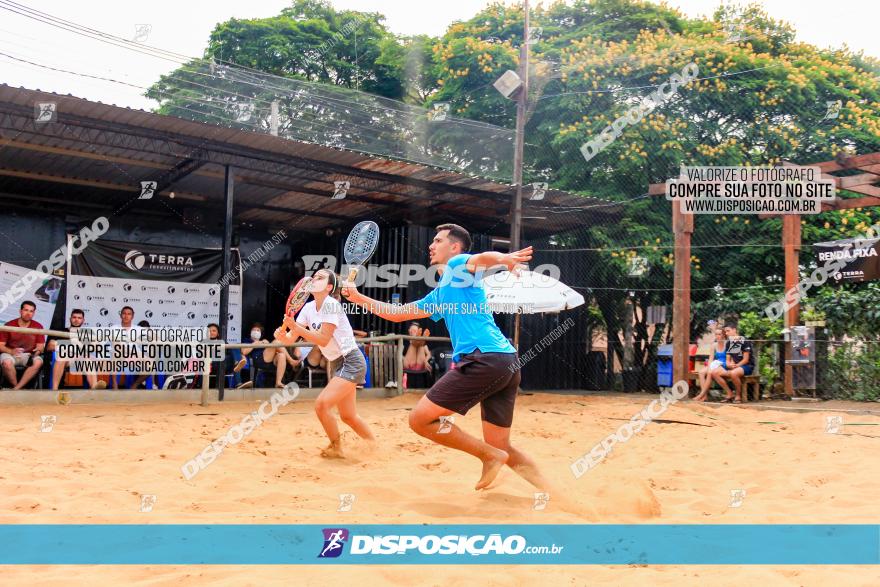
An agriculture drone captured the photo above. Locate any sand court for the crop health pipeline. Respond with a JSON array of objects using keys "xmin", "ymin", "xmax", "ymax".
[{"xmin": 1, "ymin": 392, "xmax": 878, "ymax": 584}]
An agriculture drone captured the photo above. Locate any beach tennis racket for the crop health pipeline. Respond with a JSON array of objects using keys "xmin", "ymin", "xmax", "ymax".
[
  {"xmin": 276, "ymin": 276, "xmax": 313, "ymax": 341},
  {"xmin": 285, "ymin": 276, "xmax": 313, "ymax": 318},
  {"xmin": 344, "ymin": 221, "xmax": 380, "ymax": 283}
]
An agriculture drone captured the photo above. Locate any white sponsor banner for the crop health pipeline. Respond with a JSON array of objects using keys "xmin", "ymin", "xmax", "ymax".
[{"xmin": 0, "ymin": 261, "xmax": 63, "ymax": 325}]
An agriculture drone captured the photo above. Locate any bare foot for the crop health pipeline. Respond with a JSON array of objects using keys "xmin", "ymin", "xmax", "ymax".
[
  {"xmin": 320, "ymin": 440, "xmax": 345, "ymax": 459},
  {"xmin": 475, "ymin": 448, "xmax": 508, "ymax": 490}
]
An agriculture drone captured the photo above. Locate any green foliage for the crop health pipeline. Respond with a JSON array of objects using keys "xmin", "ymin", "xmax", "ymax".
[
  {"xmin": 810, "ymin": 283, "xmax": 880, "ymax": 340},
  {"xmin": 147, "ymin": 0, "xmax": 410, "ymax": 118},
  {"xmin": 736, "ymin": 311, "xmax": 781, "ymax": 388},
  {"xmin": 737, "ymin": 311, "xmax": 783, "ymax": 341},
  {"xmin": 758, "ymin": 345, "xmax": 778, "ymax": 389},
  {"xmin": 824, "ymin": 342, "xmax": 880, "ymax": 401}
]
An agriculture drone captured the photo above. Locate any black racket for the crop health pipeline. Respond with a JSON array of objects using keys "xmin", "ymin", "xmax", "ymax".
[{"xmin": 344, "ymin": 221, "xmax": 380, "ymax": 283}]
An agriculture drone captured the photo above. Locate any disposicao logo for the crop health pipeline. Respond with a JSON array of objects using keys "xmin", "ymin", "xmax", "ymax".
[
  {"xmin": 318, "ymin": 528, "xmax": 349, "ymax": 558},
  {"xmin": 318, "ymin": 531, "xmax": 531, "ymax": 557}
]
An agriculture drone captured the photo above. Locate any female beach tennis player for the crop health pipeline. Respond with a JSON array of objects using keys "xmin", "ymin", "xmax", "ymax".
[{"xmin": 275, "ymin": 269, "xmax": 374, "ymax": 458}]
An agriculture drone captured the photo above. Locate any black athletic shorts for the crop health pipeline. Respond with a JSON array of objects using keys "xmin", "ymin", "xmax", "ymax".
[{"xmin": 426, "ymin": 350, "xmax": 520, "ymax": 428}]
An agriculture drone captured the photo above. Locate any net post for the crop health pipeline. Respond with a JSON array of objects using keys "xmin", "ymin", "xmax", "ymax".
[{"xmin": 201, "ymin": 358, "xmax": 210, "ymax": 407}]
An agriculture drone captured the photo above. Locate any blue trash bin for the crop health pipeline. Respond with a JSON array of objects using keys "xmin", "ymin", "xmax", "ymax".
[{"xmin": 657, "ymin": 344, "xmax": 674, "ymax": 387}]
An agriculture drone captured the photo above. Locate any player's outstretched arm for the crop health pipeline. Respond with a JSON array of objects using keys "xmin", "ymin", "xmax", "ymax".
[
  {"xmin": 340, "ymin": 283, "xmax": 432, "ymax": 323},
  {"xmin": 466, "ymin": 246, "xmax": 533, "ymax": 274}
]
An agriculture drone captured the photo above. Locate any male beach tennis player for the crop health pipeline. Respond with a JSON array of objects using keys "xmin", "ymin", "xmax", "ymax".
[{"xmin": 342, "ymin": 224, "xmax": 548, "ymax": 491}]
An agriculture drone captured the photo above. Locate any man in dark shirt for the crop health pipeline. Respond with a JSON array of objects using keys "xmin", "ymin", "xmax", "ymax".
[
  {"xmin": 712, "ymin": 321, "xmax": 755, "ymax": 403},
  {"xmin": 0, "ymin": 300, "xmax": 46, "ymax": 389},
  {"xmin": 48, "ymin": 308, "xmax": 103, "ymax": 390}
]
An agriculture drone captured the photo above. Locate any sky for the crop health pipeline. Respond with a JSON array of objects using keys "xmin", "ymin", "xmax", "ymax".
[{"xmin": 0, "ymin": 0, "xmax": 877, "ymax": 111}]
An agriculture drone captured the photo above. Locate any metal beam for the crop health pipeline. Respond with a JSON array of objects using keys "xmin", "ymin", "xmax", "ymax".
[
  {"xmin": 153, "ymin": 154, "xmax": 207, "ymax": 195},
  {"xmin": 0, "ymin": 167, "xmax": 205, "ymax": 199},
  {"xmin": 218, "ymin": 165, "xmax": 234, "ymax": 403}
]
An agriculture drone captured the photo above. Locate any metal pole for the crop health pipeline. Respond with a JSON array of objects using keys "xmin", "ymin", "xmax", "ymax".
[
  {"xmin": 218, "ymin": 165, "xmax": 234, "ymax": 402},
  {"xmin": 509, "ymin": 0, "xmax": 530, "ymax": 350},
  {"xmin": 509, "ymin": 0, "xmax": 529, "ymax": 251},
  {"xmin": 270, "ymin": 100, "xmax": 279, "ymax": 136}
]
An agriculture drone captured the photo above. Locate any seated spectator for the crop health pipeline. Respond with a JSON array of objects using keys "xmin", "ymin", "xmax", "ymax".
[
  {"xmin": 242, "ymin": 322, "xmax": 298, "ymax": 388},
  {"xmin": 713, "ymin": 321, "xmax": 755, "ymax": 403},
  {"xmin": 404, "ymin": 322, "xmax": 432, "ymax": 372},
  {"xmin": 206, "ymin": 322, "xmax": 249, "ymax": 388},
  {"xmin": 49, "ymin": 308, "xmax": 104, "ymax": 390},
  {"xmin": 0, "ymin": 301, "xmax": 46, "ymax": 390},
  {"xmin": 403, "ymin": 321, "xmax": 432, "ymax": 388},
  {"xmin": 694, "ymin": 327, "xmax": 726, "ymax": 402},
  {"xmin": 110, "ymin": 306, "xmax": 150, "ymax": 390}
]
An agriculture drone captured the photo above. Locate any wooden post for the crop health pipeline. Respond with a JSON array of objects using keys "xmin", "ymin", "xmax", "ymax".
[
  {"xmin": 782, "ymin": 214, "xmax": 801, "ymax": 397},
  {"xmin": 200, "ymin": 359, "xmax": 210, "ymax": 407},
  {"xmin": 396, "ymin": 336, "xmax": 405, "ymax": 396},
  {"xmin": 672, "ymin": 201, "xmax": 694, "ymax": 384}
]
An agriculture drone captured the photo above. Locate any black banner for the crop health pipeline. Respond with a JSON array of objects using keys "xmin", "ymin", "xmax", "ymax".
[
  {"xmin": 66, "ymin": 238, "xmax": 243, "ymax": 339},
  {"xmin": 814, "ymin": 236, "xmax": 880, "ymax": 284},
  {"xmin": 71, "ymin": 238, "xmax": 240, "ymax": 284}
]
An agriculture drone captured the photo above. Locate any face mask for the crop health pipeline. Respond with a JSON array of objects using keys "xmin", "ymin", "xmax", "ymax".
[{"xmin": 250, "ymin": 330, "xmax": 262, "ymax": 340}]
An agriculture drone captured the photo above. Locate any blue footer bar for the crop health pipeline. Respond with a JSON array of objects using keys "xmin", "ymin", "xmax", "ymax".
[{"xmin": 0, "ymin": 525, "xmax": 877, "ymax": 564}]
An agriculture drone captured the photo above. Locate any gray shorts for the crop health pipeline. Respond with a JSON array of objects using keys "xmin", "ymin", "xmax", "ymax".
[
  {"xmin": 0, "ymin": 352, "xmax": 41, "ymax": 367},
  {"xmin": 329, "ymin": 349, "xmax": 367, "ymax": 385}
]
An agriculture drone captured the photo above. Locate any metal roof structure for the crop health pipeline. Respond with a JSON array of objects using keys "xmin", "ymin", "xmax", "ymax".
[{"xmin": 0, "ymin": 85, "xmax": 621, "ymax": 237}]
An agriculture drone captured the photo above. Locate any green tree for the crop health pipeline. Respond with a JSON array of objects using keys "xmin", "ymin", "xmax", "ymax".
[
  {"xmin": 146, "ymin": 0, "xmax": 407, "ymax": 122},
  {"xmin": 427, "ymin": 0, "xmax": 880, "ymax": 378}
]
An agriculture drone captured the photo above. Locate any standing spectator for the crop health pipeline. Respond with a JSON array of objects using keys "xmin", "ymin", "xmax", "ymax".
[
  {"xmin": 713, "ymin": 321, "xmax": 755, "ymax": 403},
  {"xmin": 48, "ymin": 308, "xmax": 104, "ymax": 390},
  {"xmin": 0, "ymin": 301, "xmax": 45, "ymax": 390}
]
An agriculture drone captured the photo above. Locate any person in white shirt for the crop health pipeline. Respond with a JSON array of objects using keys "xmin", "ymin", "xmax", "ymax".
[{"xmin": 276, "ymin": 269, "xmax": 374, "ymax": 458}]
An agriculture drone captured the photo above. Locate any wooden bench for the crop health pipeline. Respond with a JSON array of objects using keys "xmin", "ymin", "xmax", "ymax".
[{"xmin": 687, "ymin": 343, "xmax": 761, "ymax": 402}]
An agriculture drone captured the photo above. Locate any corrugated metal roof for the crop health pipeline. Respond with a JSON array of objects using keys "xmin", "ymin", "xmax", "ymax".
[{"xmin": 0, "ymin": 84, "xmax": 622, "ymax": 236}]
